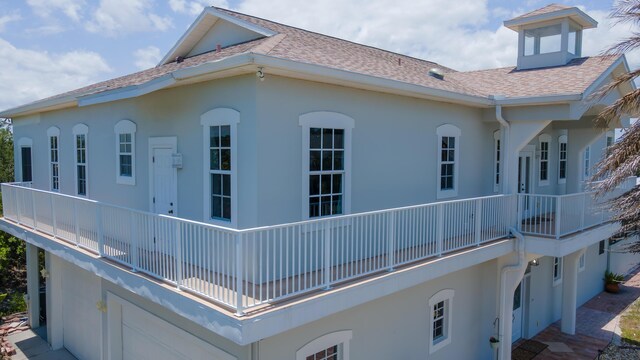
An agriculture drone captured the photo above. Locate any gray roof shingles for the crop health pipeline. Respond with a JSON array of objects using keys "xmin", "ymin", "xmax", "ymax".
[{"xmin": 12, "ymin": 6, "xmax": 623, "ymax": 112}]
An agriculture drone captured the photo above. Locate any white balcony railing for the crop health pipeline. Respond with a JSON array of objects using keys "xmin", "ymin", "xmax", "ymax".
[
  {"xmin": 2, "ymin": 178, "xmax": 634, "ymax": 314},
  {"xmin": 1, "ymin": 183, "xmax": 516, "ymax": 315},
  {"xmin": 517, "ymin": 177, "xmax": 635, "ymax": 239}
]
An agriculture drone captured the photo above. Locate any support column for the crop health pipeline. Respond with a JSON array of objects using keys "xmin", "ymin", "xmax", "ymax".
[
  {"xmin": 561, "ymin": 250, "xmax": 583, "ymax": 334},
  {"xmin": 25, "ymin": 243, "xmax": 39, "ymax": 328},
  {"xmin": 45, "ymin": 252, "xmax": 64, "ymax": 350}
]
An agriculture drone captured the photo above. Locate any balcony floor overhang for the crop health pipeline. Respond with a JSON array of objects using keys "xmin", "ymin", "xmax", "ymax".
[
  {"xmin": 0, "ymin": 217, "xmax": 514, "ymax": 345},
  {"xmin": 525, "ymin": 222, "xmax": 619, "ymax": 257}
]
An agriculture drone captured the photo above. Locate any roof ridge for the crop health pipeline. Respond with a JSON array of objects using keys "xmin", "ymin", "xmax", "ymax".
[
  {"xmin": 213, "ymin": 6, "xmax": 457, "ymax": 72},
  {"xmin": 511, "ymin": 3, "xmax": 573, "ymax": 21}
]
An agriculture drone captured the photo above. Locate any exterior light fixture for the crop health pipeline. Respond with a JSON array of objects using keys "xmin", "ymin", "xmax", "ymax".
[
  {"xmin": 256, "ymin": 67, "xmax": 265, "ymax": 81},
  {"xmin": 528, "ymin": 259, "xmax": 540, "ymax": 267}
]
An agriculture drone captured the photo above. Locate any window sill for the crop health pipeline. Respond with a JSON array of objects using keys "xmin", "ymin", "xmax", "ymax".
[
  {"xmin": 116, "ymin": 176, "xmax": 135, "ymax": 186},
  {"xmin": 437, "ymin": 189, "xmax": 457, "ymax": 200}
]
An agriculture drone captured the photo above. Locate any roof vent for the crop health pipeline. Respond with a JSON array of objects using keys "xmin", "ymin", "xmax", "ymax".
[
  {"xmin": 176, "ymin": 56, "xmax": 185, "ymax": 64},
  {"xmin": 428, "ymin": 68, "xmax": 444, "ymax": 80}
]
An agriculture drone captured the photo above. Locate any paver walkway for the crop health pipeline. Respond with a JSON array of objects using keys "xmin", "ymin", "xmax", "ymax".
[
  {"xmin": 516, "ymin": 266, "xmax": 640, "ymax": 359},
  {"xmin": 7, "ymin": 329, "xmax": 76, "ymax": 360}
]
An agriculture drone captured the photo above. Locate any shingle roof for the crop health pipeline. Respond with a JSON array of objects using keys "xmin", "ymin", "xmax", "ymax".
[
  {"xmin": 508, "ymin": 3, "xmax": 573, "ymax": 22},
  {"xmin": 9, "ymin": 7, "xmax": 624, "ymax": 113},
  {"xmin": 447, "ymin": 56, "xmax": 620, "ymax": 98}
]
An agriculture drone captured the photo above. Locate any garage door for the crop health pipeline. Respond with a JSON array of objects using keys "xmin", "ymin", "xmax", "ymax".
[
  {"xmin": 107, "ymin": 293, "xmax": 235, "ymax": 360},
  {"xmin": 61, "ymin": 261, "xmax": 102, "ymax": 360}
]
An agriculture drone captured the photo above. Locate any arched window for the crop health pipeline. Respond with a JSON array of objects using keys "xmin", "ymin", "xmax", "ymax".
[
  {"xmin": 47, "ymin": 127, "xmax": 60, "ymax": 191},
  {"xmin": 296, "ymin": 330, "xmax": 353, "ymax": 360},
  {"xmin": 428, "ymin": 289, "xmax": 455, "ymax": 354}
]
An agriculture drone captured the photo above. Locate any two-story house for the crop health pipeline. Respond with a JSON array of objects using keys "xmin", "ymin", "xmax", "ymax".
[{"xmin": 0, "ymin": 4, "xmax": 637, "ymax": 360}]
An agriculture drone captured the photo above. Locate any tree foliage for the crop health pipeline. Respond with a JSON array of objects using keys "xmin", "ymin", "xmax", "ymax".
[{"xmin": 592, "ymin": 0, "xmax": 640, "ymax": 250}]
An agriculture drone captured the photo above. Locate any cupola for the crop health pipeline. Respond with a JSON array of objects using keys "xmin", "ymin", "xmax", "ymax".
[{"xmin": 504, "ymin": 4, "xmax": 597, "ymax": 70}]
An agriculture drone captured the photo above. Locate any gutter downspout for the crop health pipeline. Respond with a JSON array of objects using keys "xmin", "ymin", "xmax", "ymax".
[
  {"xmin": 498, "ymin": 228, "xmax": 525, "ymax": 360},
  {"xmin": 494, "ymin": 97, "xmax": 511, "ymax": 194}
]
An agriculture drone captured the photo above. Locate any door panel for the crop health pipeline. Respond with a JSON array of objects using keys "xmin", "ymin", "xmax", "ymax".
[
  {"xmin": 512, "ymin": 282, "xmax": 523, "ymax": 342},
  {"xmin": 152, "ymin": 148, "xmax": 176, "ymax": 216}
]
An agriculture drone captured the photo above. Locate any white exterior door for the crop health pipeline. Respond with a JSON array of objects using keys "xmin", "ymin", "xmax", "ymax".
[
  {"xmin": 518, "ymin": 150, "xmax": 533, "ymax": 218},
  {"xmin": 107, "ymin": 293, "xmax": 235, "ymax": 360},
  {"xmin": 150, "ymin": 138, "xmax": 177, "ymax": 216},
  {"xmin": 512, "ymin": 282, "xmax": 523, "ymax": 342}
]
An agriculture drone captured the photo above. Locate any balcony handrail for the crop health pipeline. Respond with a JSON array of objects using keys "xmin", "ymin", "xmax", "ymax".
[{"xmin": 3, "ymin": 179, "xmax": 631, "ymax": 315}]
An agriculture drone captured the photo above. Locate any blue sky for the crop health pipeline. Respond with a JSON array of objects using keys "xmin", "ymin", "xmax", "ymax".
[{"xmin": 0, "ymin": 0, "xmax": 633, "ymax": 111}]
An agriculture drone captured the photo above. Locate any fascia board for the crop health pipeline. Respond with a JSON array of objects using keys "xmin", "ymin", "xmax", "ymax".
[
  {"xmin": 494, "ymin": 94, "xmax": 581, "ymax": 106},
  {"xmin": 504, "ymin": 8, "xmax": 597, "ymax": 30},
  {"xmin": 250, "ymin": 54, "xmax": 494, "ymax": 107},
  {"xmin": 77, "ymin": 75, "xmax": 177, "ymax": 107},
  {"xmin": 0, "ymin": 96, "xmax": 78, "ymax": 118},
  {"xmin": 159, "ymin": 7, "xmax": 276, "ymax": 66},
  {"xmin": 172, "ymin": 53, "xmax": 254, "ymax": 80}
]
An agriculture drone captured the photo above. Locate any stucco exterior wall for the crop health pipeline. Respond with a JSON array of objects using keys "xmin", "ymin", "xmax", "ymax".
[
  {"xmin": 12, "ymin": 75, "xmax": 259, "ymax": 228},
  {"xmin": 256, "ymin": 260, "xmax": 499, "ymax": 360},
  {"xmin": 254, "ymin": 75, "xmax": 497, "ymax": 227}
]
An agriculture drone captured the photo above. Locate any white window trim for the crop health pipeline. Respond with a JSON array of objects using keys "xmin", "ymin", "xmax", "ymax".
[
  {"xmin": 428, "ymin": 289, "xmax": 454, "ymax": 354},
  {"xmin": 578, "ymin": 252, "xmax": 585, "ymax": 272},
  {"xmin": 296, "ymin": 330, "xmax": 353, "ymax": 360},
  {"xmin": 553, "ymin": 257, "xmax": 563, "ymax": 286},
  {"xmin": 300, "ymin": 111, "xmax": 354, "ymax": 220},
  {"xmin": 436, "ymin": 124, "xmax": 460, "ymax": 199},
  {"xmin": 114, "ymin": 119, "xmax": 137, "ymax": 186},
  {"xmin": 201, "ymin": 108, "xmax": 239, "ymax": 228},
  {"xmin": 47, "ymin": 127, "xmax": 60, "ymax": 191},
  {"xmin": 538, "ymin": 134, "xmax": 551, "ymax": 186},
  {"xmin": 73, "ymin": 123, "xmax": 89, "ymax": 197},
  {"xmin": 17, "ymin": 137, "xmax": 33, "ymax": 183},
  {"xmin": 493, "ymin": 130, "xmax": 501, "ymax": 193},
  {"xmin": 558, "ymin": 135, "xmax": 567, "ymax": 184}
]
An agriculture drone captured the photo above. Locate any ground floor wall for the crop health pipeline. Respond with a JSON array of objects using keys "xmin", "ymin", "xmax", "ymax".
[
  {"xmin": 45, "ymin": 253, "xmax": 250, "ymax": 360},
  {"xmin": 256, "ymin": 261, "xmax": 499, "ymax": 360},
  {"xmin": 610, "ymin": 237, "xmax": 640, "ymax": 276}
]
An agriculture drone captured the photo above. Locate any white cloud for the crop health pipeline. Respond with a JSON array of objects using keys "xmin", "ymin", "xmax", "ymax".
[
  {"xmin": 0, "ymin": 13, "xmax": 21, "ymax": 33},
  {"xmin": 0, "ymin": 37, "xmax": 112, "ymax": 110},
  {"xmin": 24, "ymin": 24, "xmax": 67, "ymax": 36},
  {"xmin": 133, "ymin": 46, "xmax": 162, "ymax": 69},
  {"xmin": 169, "ymin": 0, "xmax": 229, "ymax": 15},
  {"xmin": 26, "ymin": 0, "xmax": 86, "ymax": 22},
  {"xmin": 86, "ymin": 0, "xmax": 173, "ymax": 36}
]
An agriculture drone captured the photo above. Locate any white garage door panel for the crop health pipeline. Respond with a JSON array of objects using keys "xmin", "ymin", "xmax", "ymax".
[
  {"xmin": 111, "ymin": 294, "xmax": 235, "ymax": 360},
  {"xmin": 61, "ymin": 262, "xmax": 101, "ymax": 360}
]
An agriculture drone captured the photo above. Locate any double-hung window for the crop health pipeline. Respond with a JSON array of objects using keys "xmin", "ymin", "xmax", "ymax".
[
  {"xmin": 428, "ymin": 289, "xmax": 454, "ymax": 353},
  {"xmin": 436, "ymin": 124, "xmax": 460, "ymax": 199},
  {"xmin": 115, "ymin": 120, "xmax": 136, "ymax": 185},
  {"xmin": 309, "ymin": 128, "xmax": 344, "ymax": 217},
  {"xmin": 73, "ymin": 124, "xmax": 89, "ymax": 196},
  {"xmin": 300, "ymin": 112, "xmax": 354, "ymax": 219},
  {"xmin": 553, "ymin": 257, "xmax": 563, "ymax": 286},
  {"xmin": 558, "ymin": 135, "xmax": 567, "ymax": 184},
  {"xmin": 538, "ymin": 134, "xmax": 550, "ymax": 186},
  {"xmin": 47, "ymin": 127, "xmax": 60, "ymax": 191},
  {"xmin": 201, "ymin": 108, "xmax": 239, "ymax": 226}
]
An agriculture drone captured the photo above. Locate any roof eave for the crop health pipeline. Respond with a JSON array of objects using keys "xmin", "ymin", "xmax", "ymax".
[
  {"xmin": 0, "ymin": 96, "xmax": 78, "ymax": 119},
  {"xmin": 251, "ymin": 54, "xmax": 493, "ymax": 107},
  {"xmin": 504, "ymin": 8, "xmax": 598, "ymax": 31}
]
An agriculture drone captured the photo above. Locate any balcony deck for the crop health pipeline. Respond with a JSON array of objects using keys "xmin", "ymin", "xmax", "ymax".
[{"xmin": 0, "ymin": 182, "xmax": 631, "ymax": 315}]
